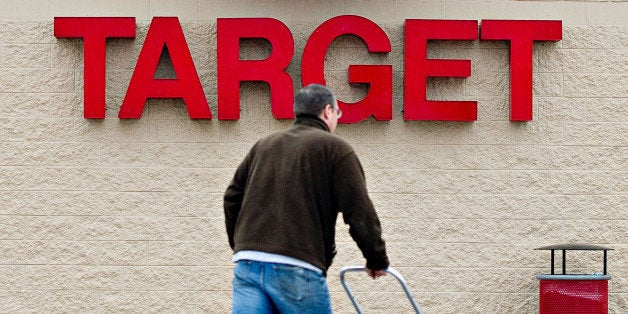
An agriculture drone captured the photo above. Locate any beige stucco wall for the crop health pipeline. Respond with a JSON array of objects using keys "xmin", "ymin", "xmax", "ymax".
[{"xmin": 0, "ymin": 0, "xmax": 626, "ymax": 313}]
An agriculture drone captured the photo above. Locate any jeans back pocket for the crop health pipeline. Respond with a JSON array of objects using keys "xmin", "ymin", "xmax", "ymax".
[{"xmin": 273, "ymin": 264, "xmax": 312, "ymax": 302}]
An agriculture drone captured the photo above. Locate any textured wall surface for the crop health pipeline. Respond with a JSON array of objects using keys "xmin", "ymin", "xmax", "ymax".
[{"xmin": 0, "ymin": 0, "xmax": 626, "ymax": 313}]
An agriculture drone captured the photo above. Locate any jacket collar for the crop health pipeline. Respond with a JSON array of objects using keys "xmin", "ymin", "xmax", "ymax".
[{"xmin": 294, "ymin": 114, "xmax": 330, "ymax": 132}]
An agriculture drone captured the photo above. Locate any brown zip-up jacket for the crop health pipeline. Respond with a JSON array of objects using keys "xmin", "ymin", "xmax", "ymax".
[{"xmin": 224, "ymin": 115, "xmax": 389, "ymax": 274}]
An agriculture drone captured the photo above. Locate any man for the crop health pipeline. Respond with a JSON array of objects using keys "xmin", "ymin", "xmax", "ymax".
[{"xmin": 224, "ymin": 84, "xmax": 389, "ymax": 313}]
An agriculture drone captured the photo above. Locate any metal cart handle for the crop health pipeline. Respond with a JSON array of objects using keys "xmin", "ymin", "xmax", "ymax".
[{"xmin": 339, "ymin": 266, "xmax": 422, "ymax": 314}]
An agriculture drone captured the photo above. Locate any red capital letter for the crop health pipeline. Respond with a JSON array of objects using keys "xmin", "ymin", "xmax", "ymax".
[
  {"xmin": 119, "ymin": 17, "xmax": 210, "ymax": 119},
  {"xmin": 217, "ymin": 18, "xmax": 294, "ymax": 120},
  {"xmin": 481, "ymin": 20, "xmax": 562, "ymax": 121},
  {"xmin": 404, "ymin": 20, "xmax": 478, "ymax": 121},
  {"xmin": 54, "ymin": 17, "xmax": 135, "ymax": 119},
  {"xmin": 302, "ymin": 15, "xmax": 392, "ymax": 123}
]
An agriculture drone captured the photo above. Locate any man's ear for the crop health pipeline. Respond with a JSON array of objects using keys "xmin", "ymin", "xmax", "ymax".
[{"xmin": 321, "ymin": 104, "xmax": 331, "ymax": 119}]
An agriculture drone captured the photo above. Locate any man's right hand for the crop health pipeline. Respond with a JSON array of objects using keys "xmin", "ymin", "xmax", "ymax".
[{"xmin": 366, "ymin": 268, "xmax": 386, "ymax": 279}]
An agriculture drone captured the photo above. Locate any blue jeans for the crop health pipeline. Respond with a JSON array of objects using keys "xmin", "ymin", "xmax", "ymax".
[{"xmin": 232, "ymin": 260, "xmax": 332, "ymax": 314}]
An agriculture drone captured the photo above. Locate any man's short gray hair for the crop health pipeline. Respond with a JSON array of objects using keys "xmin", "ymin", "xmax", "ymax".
[{"xmin": 294, "ymin": 84, "xmax": 336, "ymax": 117}]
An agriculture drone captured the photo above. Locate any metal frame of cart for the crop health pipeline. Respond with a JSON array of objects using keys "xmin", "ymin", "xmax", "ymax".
[{"xmin": 339, "ymin": 266, "xmax": 422, "ymax": 314}]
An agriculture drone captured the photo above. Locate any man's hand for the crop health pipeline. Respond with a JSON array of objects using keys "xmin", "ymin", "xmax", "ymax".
[{"xmin": 366, "ymin": 268, "xmax": 386, "ymax": 279}]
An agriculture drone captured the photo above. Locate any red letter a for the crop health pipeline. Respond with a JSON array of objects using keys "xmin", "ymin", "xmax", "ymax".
[{"xmin": 119, "ymin": 17, "xmax": 211, "ymax": 119}]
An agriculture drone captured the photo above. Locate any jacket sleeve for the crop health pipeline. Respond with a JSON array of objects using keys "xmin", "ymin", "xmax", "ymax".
[
  {"xmin": 223, "ymin": 156, "xmax": 250, "ymax": 250},
  {"xmin": 334, "ymin": 152, "xmax": 389, "ymax": 271}
]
